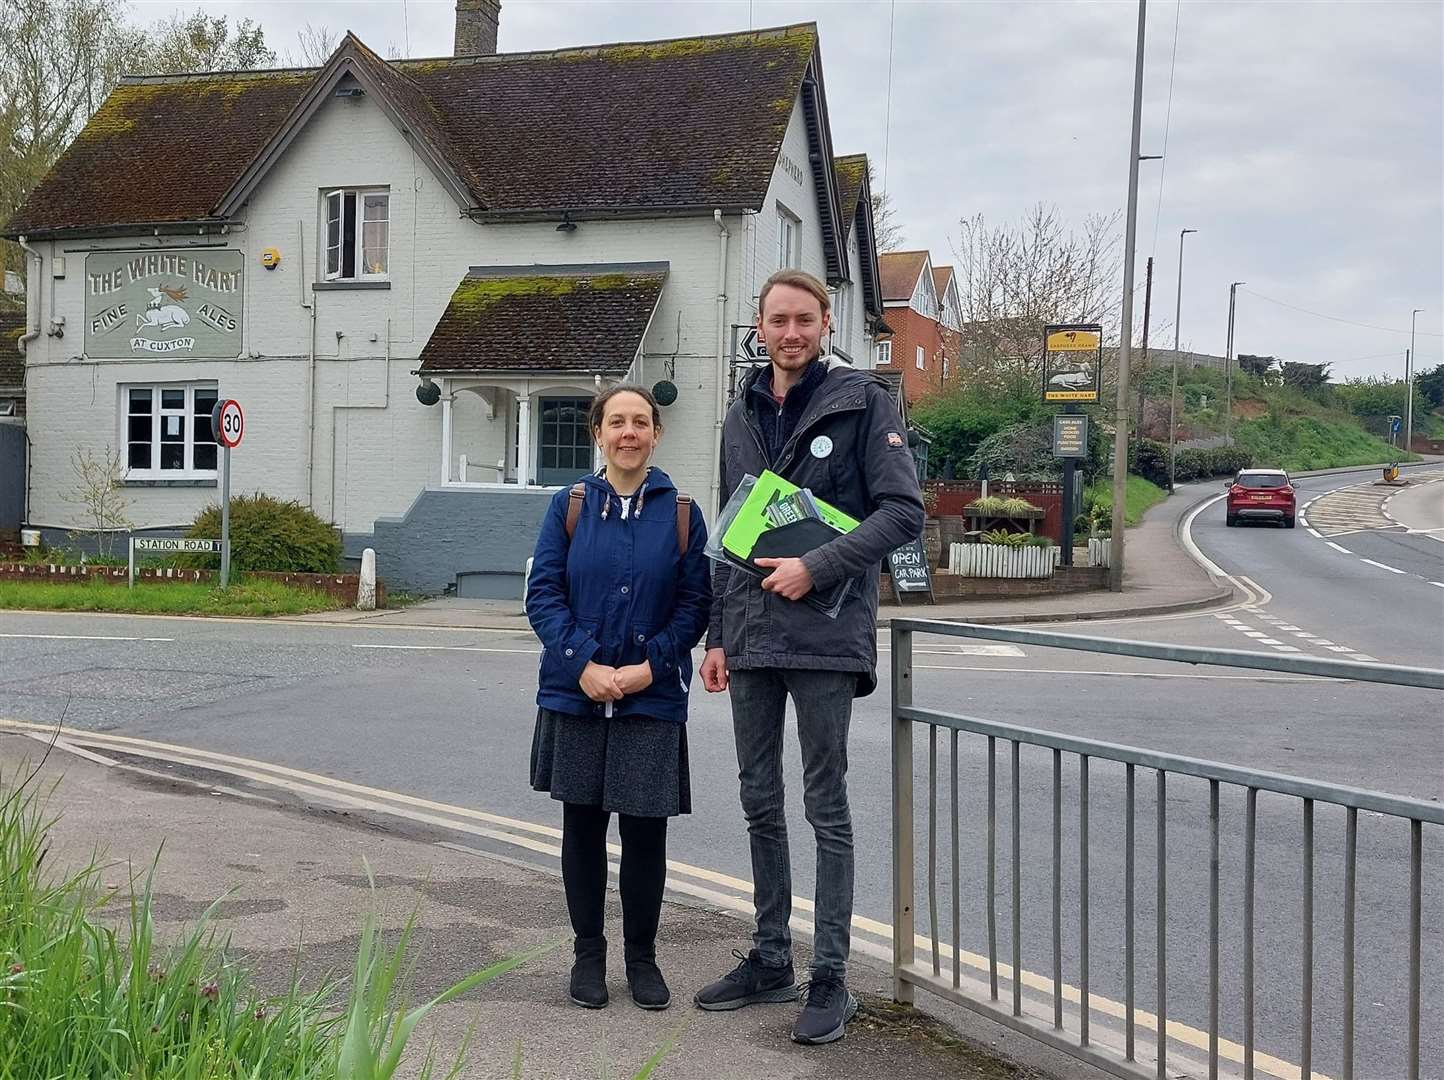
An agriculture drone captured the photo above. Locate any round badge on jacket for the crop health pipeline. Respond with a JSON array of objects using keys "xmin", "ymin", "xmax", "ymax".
[{"xmin": 811, "ymin": 435, "xmax": 834, "ymax": 459}]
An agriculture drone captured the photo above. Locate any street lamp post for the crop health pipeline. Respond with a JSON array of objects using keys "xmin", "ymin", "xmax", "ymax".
[
  {"xmin": 1406, "ymin": 308, "xmax": 1422, "ymax": 453},
  {"xmin": 1108, "ymin": 0, "xmax": 1150, "ymax": 594},
  {"xmin": 1167, "ymin": 227, "xmax": 1197, "ymax": 489},
  {"xmin": 1225, "ymin": 282, "xmax": 1244, "ymax": 443}
]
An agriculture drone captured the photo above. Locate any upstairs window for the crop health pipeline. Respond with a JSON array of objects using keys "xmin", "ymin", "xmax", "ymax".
[
  {"xmin": 324, "ymin": 189, "xmax": 389, "ymax": 280},
  {"xmin": 776, "ymin": 205, "xmax": 800, "ymax": 269},
  {"xmin": 916, "ymin": 345, "xmax": 925, "ymax": 370},
  {"xmin": 875, "ymin": 341, "xmax": 892, "ymax": 366}
]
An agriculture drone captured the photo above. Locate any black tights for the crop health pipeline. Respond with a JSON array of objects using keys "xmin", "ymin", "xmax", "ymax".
[{"xmin": 561, "ymin": 802, "xmax": 668, "ymax": 950}]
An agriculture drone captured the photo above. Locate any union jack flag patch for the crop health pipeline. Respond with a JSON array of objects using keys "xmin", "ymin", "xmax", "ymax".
[{"xmin": 886, "ymin": 431, "xmax": 905, "ymax": 448}]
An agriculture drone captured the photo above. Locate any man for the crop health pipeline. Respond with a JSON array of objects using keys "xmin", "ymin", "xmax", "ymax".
[{"xmin": 694, "ymin": 269, "xmax": 925, "ymax": 1044}]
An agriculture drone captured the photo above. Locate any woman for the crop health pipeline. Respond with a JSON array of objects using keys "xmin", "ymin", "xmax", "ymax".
[{"xmin": 527, "ymin": 385, "xmax": 711, "ymax": 1011}]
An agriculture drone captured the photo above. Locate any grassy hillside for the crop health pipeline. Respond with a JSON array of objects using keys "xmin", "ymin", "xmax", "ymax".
[{"xmin": 1138, "ymin": 366, "xmax": 1419, "ymax": 471}]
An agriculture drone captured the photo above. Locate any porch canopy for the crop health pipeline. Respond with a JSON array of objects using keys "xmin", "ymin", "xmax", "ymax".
[{"xmin": 417, "ymin": 262, "xmax": 668, "ymax": 487}]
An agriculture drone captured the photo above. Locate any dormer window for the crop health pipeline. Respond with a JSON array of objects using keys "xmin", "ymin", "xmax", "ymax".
[{"xmin": 323, "ymin": 188, "xmax": 389, "ymax": 280}]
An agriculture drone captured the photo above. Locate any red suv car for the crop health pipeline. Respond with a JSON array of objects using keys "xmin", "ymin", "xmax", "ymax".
[{"xmin": 1225, "ymin": 469, "xmax": 1296, "ymax": 528}]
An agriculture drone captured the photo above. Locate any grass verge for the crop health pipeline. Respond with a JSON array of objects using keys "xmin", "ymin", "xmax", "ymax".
[
  {"xmin": 0, "ymin": 576, "xmax": 346, "ymax": 617},
  {"xmin": 1232, "ymin": 415, "xmax": 1412, "ymax": 472},
  {"xmin": 1086, "ymin": 475, "xmax": 1169, "ymax": 527}
]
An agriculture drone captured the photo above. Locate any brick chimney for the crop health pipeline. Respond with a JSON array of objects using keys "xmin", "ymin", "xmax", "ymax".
[{"xmin": 455, "ymin": 0, "xmax": 501, "ymax": 57}]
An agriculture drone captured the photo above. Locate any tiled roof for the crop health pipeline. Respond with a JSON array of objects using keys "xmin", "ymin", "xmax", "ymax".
[
  {"xmin": 879, "ymin": 250, "xmax": 929, "ymax": 302},
  {"xmin": 6, "ymin": 24, "xmax": 821, "ymax": 237},
  {"xmin": 834, "ymin": 154, "xmax": 867, "ymax": 239},
  {"xmin": 0, "ymin": 307, "xmax": 24, "ymax": 389},
  {"xmin": 932, "ymin": 266, "xmax": 954, "ymax": 297},
  {"xmin": 417, "ymin": 263, "xmax": 667, "ymax": 374}
]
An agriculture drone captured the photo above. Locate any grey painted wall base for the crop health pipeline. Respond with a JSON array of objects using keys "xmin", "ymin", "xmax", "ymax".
[
  {"xmin": 0, "ymin": 420, "xmax": 25, "ymax": 531},
  {"xmin": 355, "ymin": 485, "xmax": 554, "ymax": 596}
]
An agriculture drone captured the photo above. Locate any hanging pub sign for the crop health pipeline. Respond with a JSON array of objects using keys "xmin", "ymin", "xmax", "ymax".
[
  {"xmin": 84, "ymin": 249, "xmax": 244, "ymax": 359},
  {"xmin": 1042, "ymin": 323, "xmax": 1103, "ymax": 403}
]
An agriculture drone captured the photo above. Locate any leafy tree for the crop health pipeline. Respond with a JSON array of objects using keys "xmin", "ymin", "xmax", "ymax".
[
  {"xmin": 1280, "ymin": 361, "xmax": 1330, "ymax": 391},
  {"xmin": 910, "ymin": 384, "xmax": 1044, "ymax": 479},
  {"xmin": 1237, "ymin": 354, "xmax": 1276, "ymax": 379},
  {"xmin": 1416, "ymin": 363, "xmax": 1444, "ymax": 409}
]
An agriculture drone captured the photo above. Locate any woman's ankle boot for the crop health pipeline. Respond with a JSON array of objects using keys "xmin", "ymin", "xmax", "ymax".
[
  {"xmin": 624, "ymin": 941, "xmax": 671, "ymax": 1010},
  {"xmin": 569, "ymin": 935, "xmax": 608, "ymax": 1008}
]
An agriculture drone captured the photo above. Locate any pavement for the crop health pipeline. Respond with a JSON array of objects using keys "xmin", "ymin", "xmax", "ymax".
[
  {"xmin": 291, "ymin": 483, "xmax": 1235, "ymax": 632},
  {"xmin": 1, "ymin": 731, "xmax": 1083, "ymax": 1080}
]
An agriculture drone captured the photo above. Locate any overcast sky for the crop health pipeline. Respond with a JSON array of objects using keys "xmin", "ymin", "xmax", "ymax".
[{"xmin": 129, "ymin": 0, "xmax": 1443, "ymax": 382}]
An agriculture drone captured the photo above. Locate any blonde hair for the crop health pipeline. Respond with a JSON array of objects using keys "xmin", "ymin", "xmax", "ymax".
[{"xmin": 758, "ymin": 269, "xmax": 831, "ymax": 317}]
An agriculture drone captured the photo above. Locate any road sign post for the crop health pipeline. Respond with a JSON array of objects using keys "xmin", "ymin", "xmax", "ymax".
[{"xmin": 211, "ymin": 399, "xmax": 244, "ymax": 588}]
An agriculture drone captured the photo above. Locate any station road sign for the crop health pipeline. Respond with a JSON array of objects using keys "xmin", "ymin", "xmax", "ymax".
[{"xmin": 133, "ymin": 538, "xmax": 223, "ymax": 553}]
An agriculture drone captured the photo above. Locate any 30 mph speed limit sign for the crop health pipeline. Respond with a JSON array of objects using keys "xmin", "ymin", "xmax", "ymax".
[{"xmin": 211, "ymin": 399, "xmax": 244, "ymax": 448}]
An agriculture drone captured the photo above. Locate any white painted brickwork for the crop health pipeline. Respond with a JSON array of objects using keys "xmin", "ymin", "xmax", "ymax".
[{"xmin": 24, "ymin": 89, "xmax": 843, "ymax": 538}]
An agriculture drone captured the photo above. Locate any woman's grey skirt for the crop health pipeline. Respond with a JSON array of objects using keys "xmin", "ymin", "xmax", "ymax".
[{"xmin": 529, "ymin": 707, "xmax": 691, "ymax": 818}]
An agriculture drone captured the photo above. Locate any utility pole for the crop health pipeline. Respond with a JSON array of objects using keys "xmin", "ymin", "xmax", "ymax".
[
  {"xmin": 1137, "ymin": 257, "xmax": 1154, "ymax": 457},
  {"xmin": 1108, "ymin": 0, "xmax": 1150, "ymax": 594},
  {"xmin": 1167, "ymin": 227, "xmax": 1196, "ymax": 491},
  {"xmin": 1225, "ymin": 281, "xmax": 1243, "ymax": 443},
  {"xmin": 1406, "ymin": 308, "xmax": 1422, "ymax": 453}
]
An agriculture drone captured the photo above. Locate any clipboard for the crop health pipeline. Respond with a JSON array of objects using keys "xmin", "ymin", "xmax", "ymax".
[{"xmin": 715, "ymin": 471, "xmax": 859, "ymax": 616}]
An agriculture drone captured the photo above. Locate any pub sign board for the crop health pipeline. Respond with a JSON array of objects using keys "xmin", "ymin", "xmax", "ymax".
[
  {"xmin": 85, "ymin": 249, "xmax": 244, "ymax": 359},
  {"xmin": 1042, "ymin": 323, "xmax": 1103, "ymax": 403}
]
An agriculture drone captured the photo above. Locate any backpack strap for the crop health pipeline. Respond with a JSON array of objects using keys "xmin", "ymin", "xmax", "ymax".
[
  {"xmin": 675, "ymin": 494, "xmax": 692, "ymax": 556},
  {"xmin": 564, "ymin": 483, "xmax": 586, "ymax": 540}
]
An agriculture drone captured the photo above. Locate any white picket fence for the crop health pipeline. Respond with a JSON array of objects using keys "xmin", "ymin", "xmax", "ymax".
[
  {"xmin": 1088, "ymin": 537, "xmax": 1113, "ymax": 568},
  {"xmin": 949, "ymin": 542, "xmax": 1058, "ymax": 579}
]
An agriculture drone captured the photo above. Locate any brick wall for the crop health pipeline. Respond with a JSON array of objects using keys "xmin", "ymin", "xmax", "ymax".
[
  {"xmin": 0, "ymin": 561, "xmax": 383, "ymax": 605},
  {"xmin": 875, "ymin": 306, "xmax": 962, "ymax": 403},
  {"xmin": 881, "ymin": 564, "xmax": 1105, "ymax": 604}
]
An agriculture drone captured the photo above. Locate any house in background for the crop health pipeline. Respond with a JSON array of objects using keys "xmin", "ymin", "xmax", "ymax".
[
  {"xmin": 874, "ymin": 250, "xmax": 962, "ymax": 402},
  {"xmin": 4, "ymin": 9, "xmax": 884, "ymax": 596}
]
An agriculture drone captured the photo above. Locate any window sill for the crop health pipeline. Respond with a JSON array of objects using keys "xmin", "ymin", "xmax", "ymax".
[
  {"xmin": 313, "ymin": 280, "xmax": 391, "ymax": 291},
  {"xmin": 123, "ymin": 478, "xmax": 219, "ymax": 488}
]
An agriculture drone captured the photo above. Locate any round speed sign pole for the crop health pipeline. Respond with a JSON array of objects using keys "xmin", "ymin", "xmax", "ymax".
[{"xmin": 210, "ymin": 399, "xmax": 244, "ymax": 588}]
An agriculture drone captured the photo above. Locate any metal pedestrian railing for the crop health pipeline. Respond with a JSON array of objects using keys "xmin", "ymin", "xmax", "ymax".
[{"xmin": 889, "ymin": 618, "xmax": 1444, "ymax": 1080}]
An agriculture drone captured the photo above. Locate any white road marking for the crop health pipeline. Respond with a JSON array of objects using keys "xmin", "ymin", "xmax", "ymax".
[
  {"xmin": 1258, "ymin": 638, "xmax": 1284, "ymax": 645},
  {"xmin": 1243, "ymin": 631, "xmax": 1269, "ymax": 638},
  {"xmin": 912, "ymin": 665, "xmax": 1317, "ymax": 682},
  {"xmin": 1271, "ymin": 645, "xmax": 1302, "ymax": 652},
  {"xmin": 1306, "ymin": 528, "xmax": 1321, "ymax": 538},
  {"xmin": 0, "ymin": 632, "xmax": 174, "ymax": 642},
  {"xmin": 1360, "ymin": 559, "xmax": 1407, "ymax": 575},
  {"xmin": 1276, "ymin": 624, "xmax": 1303, "ymax": 631},
  {"xmin": 879, "ymin": 643, "xmax": 1027, "ymax": 657},
  {"xmin": 1432, "ymin": 582, "xmax": 1444, "ymax": 589},
  {"xmin": 1324, "ymin": 541, "xmax": 1351, "ymax": 553}
]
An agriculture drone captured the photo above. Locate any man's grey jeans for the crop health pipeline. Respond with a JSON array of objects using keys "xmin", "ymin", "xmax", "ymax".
[{"xmin": 728, "ymin": 668, "xmax": 856, "ymax": 979}]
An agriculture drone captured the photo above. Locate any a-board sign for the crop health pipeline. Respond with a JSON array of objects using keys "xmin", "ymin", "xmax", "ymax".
[
  {"xmin": 133, "ymin": 538, "xmax": 223, "ymax": 553},
  {"xmin": 1053, "ymin": 414, "xmax": 1089, "ymax": 458},
  {"xmin": 887, "ymin": 537, "xmax": 934, "ymax": 602}
]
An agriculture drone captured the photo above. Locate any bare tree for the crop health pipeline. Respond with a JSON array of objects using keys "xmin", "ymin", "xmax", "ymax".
[
  {"xmin": 950, "ymin": 204, "xmax": 1123, "ymax": 398},
  {"xmin": 65, "ymin": 445, "xmax": 132, "ymax": 559},
  {"xmin": 868, "ymin": 160, "xmax": 905, "ymax": 252},
  {"xmin": 291, "ymin": 21, "xmax": 338, "ymax": 66}
]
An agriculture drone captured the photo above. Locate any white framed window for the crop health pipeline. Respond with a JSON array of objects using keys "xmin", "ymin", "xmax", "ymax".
[
  {"xmin": 875, "ymin": 340, "xmax": 892, "ymax": 366},
  {"xmin": 831, "ymin": 284, "xmax": 851, "ymax": 345},
  {"xmin": 943, "ymin": 355, "xmax": 950, "ymax": 381},
  {"xmin": 916, "ymin": 345, "xmax": 925, "ymax": 370},
  {"xmin": 123, "ymin": 383, "xmax": 219, "ymax": 479},
  {"xmin": 324, "ymin": 188, "xmax": 389, "ymax": 280},
  {"xmin": 776, "ymin": 204, "xmax": 800, "ymax": 269}
]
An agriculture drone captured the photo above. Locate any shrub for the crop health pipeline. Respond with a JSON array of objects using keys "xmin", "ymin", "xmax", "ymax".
[
  {"xmin": 1129, "ymin": 439, "xmax": 1170, "ymax": 487},
  {"xmin": 965, "ymin": 495, "xmax": 1041, "ymax": 516},
  {"xmin": 969, "ymin": 421, "xmax": 1061, "ymax": 483},
  {"xmin": 981, "ymin": 529, "xmax": 1029, "ymax": 547},
  {"xmin": 1024, "ymin": 533, "xmax": 1054, "ymax": 547},
  {"xmin": 181, "ymin": 493, "xmax": 342, "ymax": 574}
]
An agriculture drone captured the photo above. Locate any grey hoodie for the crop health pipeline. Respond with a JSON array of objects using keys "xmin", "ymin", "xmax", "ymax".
[{"xmin": 706, "ymin": 355, "xmax": 925, "ymax": 696}]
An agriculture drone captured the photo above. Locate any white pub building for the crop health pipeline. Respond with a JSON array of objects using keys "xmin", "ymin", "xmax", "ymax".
[{"xmin": 5, "ymin": 4, "xmax": 886, "ymax": 594}]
